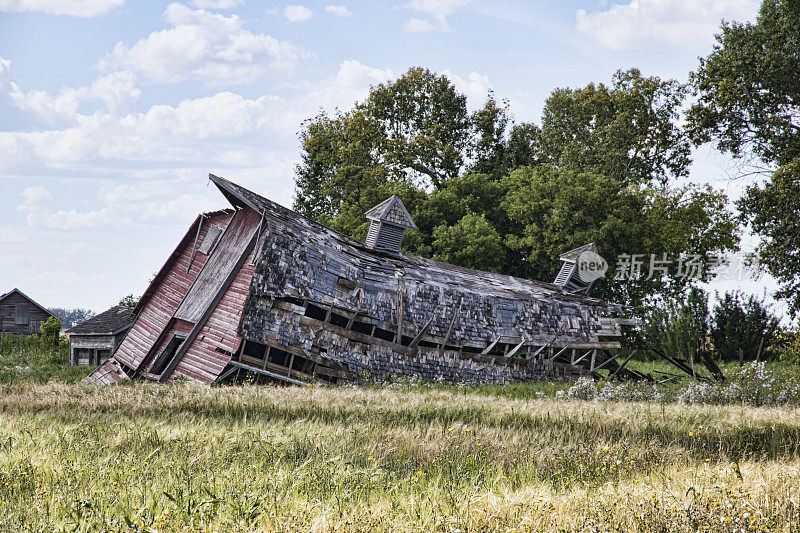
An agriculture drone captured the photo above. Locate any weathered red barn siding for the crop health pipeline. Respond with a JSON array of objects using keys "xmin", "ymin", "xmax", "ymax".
[
  {"xmin": 114, "ymin": 210, "xmax": 234, "ymax": 371},
  {"xmin": 142, "ymin": 318, "xmax": 193, "ymax": 374},
  {"xmin": 90, "ymin": 359, "xmax": 129, "ymax": 385},
  {"xmin": 171, "ymin": 251, "xmax": 257, "ymax": 382}
]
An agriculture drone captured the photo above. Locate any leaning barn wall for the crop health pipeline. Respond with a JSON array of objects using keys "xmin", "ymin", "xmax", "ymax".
[
  {"xmin": 114, "ymin": 210, "xmax": 235, "ymax": 371},
  {"xmin": 239, "ymin": 225, "xmax": 616, "ymax": 384}
]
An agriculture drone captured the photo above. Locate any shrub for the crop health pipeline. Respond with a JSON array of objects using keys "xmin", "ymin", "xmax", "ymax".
[
  {"xmin": 40, "ymin": 316, "xmax": 62, "ymax": 347},
  {"xmin": 774, "ymin": 328, "xmax": 800, "ymax": 365},
  {"xmin": 711, "ymin": 292, "xmax": 779, "ymax": 362},
  {"xmin": 639, "ymin": 287, "xmax": 710, "ymax": 362}
]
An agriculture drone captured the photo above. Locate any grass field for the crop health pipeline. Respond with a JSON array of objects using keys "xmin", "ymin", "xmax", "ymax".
[
  {"xmin": 1, "ymin": 334, "xmax": 799, "ymax": 531},
  {"xmin": 1, "ymin": 382, "xmax": 799, "ymax": 532}
]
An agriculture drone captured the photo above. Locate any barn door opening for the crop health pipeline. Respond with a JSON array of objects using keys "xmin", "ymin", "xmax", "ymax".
[{"xmin": 150, "ymin": 335, "xmax": 186, "ymax": 376}]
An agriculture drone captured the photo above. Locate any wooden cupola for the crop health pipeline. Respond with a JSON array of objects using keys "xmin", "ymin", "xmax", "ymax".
[
  {"xmin": 364, "ymin": 195, "xmax": 416, "ymax": 254},
  {"xmin": 553, "ymin": 243, "xmax": 599, "ymax": 294}
]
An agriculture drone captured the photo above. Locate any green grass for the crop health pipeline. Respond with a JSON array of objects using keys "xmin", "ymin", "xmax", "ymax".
[
  {"xmin": 0, "ymin": 334, "xmax": 93, "ymax": 384},
  {"xmin": 1, "ymin": 340, "xmax": 798, "ymax": 531},
  {"xmin": 0, "ymin": 383, "xmax": 798, "ymax": 531}
]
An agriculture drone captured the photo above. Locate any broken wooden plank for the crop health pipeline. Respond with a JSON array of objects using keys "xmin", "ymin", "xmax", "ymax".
[
  {"xmin": 409, "ymin": 317, "xmax": 434, "ymax": 349},
  {"xmin": 506, "ymin": 338, "xmax": 527, "ymax": 358},
  {"xmin": 481, "ymin": 337, "xmax": 501, "ymax": 356},
  {"xmin": 611, "ymin": 349, "xmax": 638, "ymax": 379},
  {"xmin": 548, "ymin": 346, "xmax": 570, "ymax": 362},
  {"xmin": 228, "ymin": 360, "xmax": 308, "ymax": 386}
]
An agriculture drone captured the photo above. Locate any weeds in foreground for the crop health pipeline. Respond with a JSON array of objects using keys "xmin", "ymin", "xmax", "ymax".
[{"xmin": 0, "ymin": 334, "xmax": 90, "ymax": 384}]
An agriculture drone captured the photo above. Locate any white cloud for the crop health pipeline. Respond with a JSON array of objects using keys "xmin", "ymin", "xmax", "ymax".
[
  {"xmin": 324, "ymin": 4, "xmax": 351, "ymax": 16},
  {"xmin": 403, "ymin": 18, "xmax": 437, "ymax": 32},
  {"xmin": 0, "ymin": 55, "xmax": 10, "ymax": 78},
  {"xmin": 101, "ymin": 3, "xmax": 307, "ymax": 85},
  {"xmin": 21, "ymin": 186, "xmax": 52, "ymax": 205},
  {"xmin": 0, "ymin": 228, "xmax": 25, "ymax": 244},
  {"xmin": 89, "ymin": 71, "xmax": 141, "ymax": 111},
  {"xmin": 403, "ymin": 0, "xmax": 469, "ymax": 32},
  {"xmin": 576, "ymin": 0, "xmax": 759, "ymax": 50},
  {"xmin": 0, "ymin": 0, "xmax": 126, "ymax": 17},
  {"xmin": 191, "ymin": 0, "xmax": 242, "ymax": 8},
  {"xmin": 284, "ymin": 4, "xmax": 313, "ymax": 22},
  {"xmin": 0, "ymin": 64, "xmax": 349, "ymax": 178},
  {"xmin": 8, "ymin": 71, "xmax": 140, "ymax": 123},
  {"xmin": 442, "ymin": 69, "xmax": 491, "ymax": 107}
]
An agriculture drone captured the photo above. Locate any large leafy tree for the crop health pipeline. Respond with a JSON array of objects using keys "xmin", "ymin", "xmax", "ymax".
[
  {"xmin": 539, "ymin": 68, "xmax": 691, "ymax": 186},
  {"xmin": 501, "ymin": 166, "xmax": 739, "ymax": 306},
  {"xmin": 293, "ymin": 66, "xmax": 740, "ymax": 316},
  {"xmin": 688, "ymin": 0, "xmax": 800, "ymax": 315}
]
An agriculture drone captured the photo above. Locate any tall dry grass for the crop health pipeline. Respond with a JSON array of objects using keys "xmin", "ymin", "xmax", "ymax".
[{"xmin": 0, "ymin": 382, "xmax": 798, "ymax": 531}]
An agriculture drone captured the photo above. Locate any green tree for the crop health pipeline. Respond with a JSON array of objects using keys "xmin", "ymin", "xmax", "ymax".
[
  {"xmin": 711, "ymin": 291, "xmax": 780, "ymax": 363},
  {"xmin": 737, "ymin": 162, "xmax": 800, "ymax": 314},
  {"xmin": 40, "ymin": 316, "xmax": 62, "ymax": 347},
  {"xmin": 501, "ymin": 166, "xmax": 739, "ymax": 306},
  {"xmin": 365, "ymin": 67, "xmax": 472, "ymax": 190},
  {"xmin": 538, "ymin": 68, "xmax": 691, "ymax": 186},
  {"xmin": 431, "ymin": 212, "xmax": 506, "ymax": 273},
  {"xmin": 468, "ymin": 92, "xmax": 511, "ymax": 179},
  {"xmin": 409, "ymin": 172, "xmax": 509, "ymax": 258},
  {"xmin": 640, "ymin": 287, "xmax": 710, "ymax": 362},
  {"xmin": 688, "ymin": 0, "xmax": 800, "ymax": 316},
  {"xmin": 118, "ymin": 294, "xmax": 140, "ymax": 309},
  {"xmin": 687, "ymin": 0, "xmax": 800, "ymax": 166}
]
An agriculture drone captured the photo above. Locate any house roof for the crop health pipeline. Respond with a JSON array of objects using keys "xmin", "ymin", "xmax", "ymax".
[
  {"xmin": 0, "ymin": 288, "xmax": 54, "ymax": 319},
  {"xmin": 209, "ymin": 174, "xmax": 613, "ymax": 307},
  {"xmin": 67, "ymin": 305, "xmax": 136, "ymax": 335}
]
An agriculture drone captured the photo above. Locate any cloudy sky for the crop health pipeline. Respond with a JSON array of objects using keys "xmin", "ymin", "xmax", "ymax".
[{"xmin": 0, "ymin": 0, "xmax": 776, "ymax": 316}]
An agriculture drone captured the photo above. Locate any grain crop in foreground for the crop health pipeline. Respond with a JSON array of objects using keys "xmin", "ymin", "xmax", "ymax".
[{"xmin": 0, "ymin": 382, "xmax": 798, "ymax": 532}]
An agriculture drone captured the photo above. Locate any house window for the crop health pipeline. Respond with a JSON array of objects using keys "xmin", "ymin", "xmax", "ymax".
[
  {"xmin": 197, "ymin": 225, "xmax": 223, "ymax": 254},
  {"xmin": 150, "ymin": 335, "xmax": 186, "ymax": 376},
  {"xmin": 14, "ymin": 304, "xmax": 28, "ymax": 325}
]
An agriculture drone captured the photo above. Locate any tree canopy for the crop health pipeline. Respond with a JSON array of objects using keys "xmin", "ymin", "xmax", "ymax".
[
  {"xmin": 689, "ymin": 0, "xmax": 800, "ymax": 316},
  {"xmin": 293, "ymin": 66, "xmax": 741, "ymax": 316}
]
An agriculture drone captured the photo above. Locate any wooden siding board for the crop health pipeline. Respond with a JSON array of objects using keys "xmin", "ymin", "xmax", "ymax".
[
  {"xmin": 108, "ymin": 211, "xmax": 234, "ymax": 370},
  {"xmin": 0, "ymin": 291, "xmax": 54, "ymax": 336},
  {"xmin": 171, "ymin": 212, "xmax": 261, "ymax": 382}
]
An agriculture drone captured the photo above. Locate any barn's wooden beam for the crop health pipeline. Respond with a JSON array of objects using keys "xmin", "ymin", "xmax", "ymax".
[
  {"xmin": 481, "ymin": 337, "xmax": 501, "ymax": 355},
  {"xmin": 506, "ymin": 338, "xmax": 527, "ymax": 358},
  {"xmin": 228, "ymin": 360, "xmax": 308, "ymax": 386},
  {"xmin": 547, "ymin": 346, "xmax": 570, "ymax": 362},
  {"xmin": 611, "ymin": 349, "xmax": 638, "ymax": 379},
  {"xmin": 409, "ymin": 317, "xmax": 434, "ymax": 349},
  {"xmin": 572, "ymin": 349, "xmax": 594, "ymax": 366}
]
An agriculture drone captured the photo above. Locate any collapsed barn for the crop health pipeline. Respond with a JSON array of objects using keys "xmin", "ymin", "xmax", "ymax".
[{"xmin": 88, "ymin": 174, "xmax": 641, "ymax": 386}]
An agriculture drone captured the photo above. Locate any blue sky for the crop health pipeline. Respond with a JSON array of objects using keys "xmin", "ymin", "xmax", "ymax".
[{"xmin": 0, "ymin": 0, "xmax": 777, "ymax": 316}]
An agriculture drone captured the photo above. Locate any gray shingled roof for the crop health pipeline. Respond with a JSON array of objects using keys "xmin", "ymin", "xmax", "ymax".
[{"xmin": 67, "ymin": 305, "xmax": 136, "ymax": 335}]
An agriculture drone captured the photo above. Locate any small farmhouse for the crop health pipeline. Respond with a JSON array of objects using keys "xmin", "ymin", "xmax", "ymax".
[
  {"xmin": 66, "ymin": 305, "xmax": 135, "ymax": 365},
  {"xmin": 0, "ymin": 289, "xmax": 54, "ymax": 337},
  {"xmin": 88, "ymin": 175, "xmax": 636, "ymax": 386}
]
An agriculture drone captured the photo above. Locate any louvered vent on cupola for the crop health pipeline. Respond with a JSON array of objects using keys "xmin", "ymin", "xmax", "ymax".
[
  {"xmin": 364, "ymin": 195, "xmax": 416, "ymax": 254},
  {"xmin": 553, "ymin": 243, "xmax": 599, "ymax": 294}
]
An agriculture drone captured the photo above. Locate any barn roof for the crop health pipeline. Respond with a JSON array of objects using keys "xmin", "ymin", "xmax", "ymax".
[
  {"xmin": 66, "ymin": 305, "xmax": 136, "ymax": 335},
  {"xmin": 364, "ymin": 195, "xmax": 417, "ymax": 229},
  {"xmin": 0, "ymin": 288, "xmax": 54, "ymax": 318},
  {"xmin": 209, "ymin": 174, "xmax": 614, "ymax": 308},
  {"xmin": 559, "ymin": 243, "xmax": 598, "ymax": 262}
]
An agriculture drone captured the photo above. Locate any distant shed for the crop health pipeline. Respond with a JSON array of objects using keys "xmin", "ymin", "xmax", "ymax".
[
  {"xmin": 67, "ymin": 305, "xmax": 135, "ymax": 365},
  {"xmin": 0, "ymin": 288, "xmax": 54, "ymax": 336}
]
